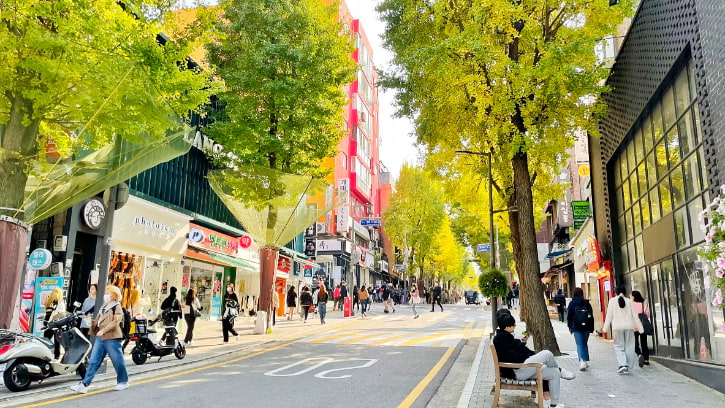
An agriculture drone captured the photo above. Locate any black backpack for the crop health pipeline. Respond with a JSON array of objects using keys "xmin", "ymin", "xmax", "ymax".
[
  {"xmin": 573, "ymin": 303, "xmax": 592, "ymax": 330},
  {"xmin": 112, "ymin": 305, "xmax": 132, "ymax": 338}
]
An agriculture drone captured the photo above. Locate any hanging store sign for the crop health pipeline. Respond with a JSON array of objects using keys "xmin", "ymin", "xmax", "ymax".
[
  {"xmin": 82, "ymin": 199, "xmax": 106, "ymax": 230},
  {"xmin": 239, "ymin": 234, "xmax": 253, "ymax": 249},
  {"xmin": 112, "ymin": 196, "xmax": 190, "ymax": 254},
  {"xmin": 336, "ymin": 206, "xmax": 350, "ymax": 233},
  {"xmin": 28, "ymin": 248, "xmax": 53, "ymax": 271},
  {"xmin": 585, "ymin": 236, "xmax": 602, "ymax": 272},
  {"xmin": 317, "ymin": 239, "xmax": 342, "ymax": 253},
  {"xmin": 571, "ymin": 201, "xmax": 591, "ymax": 220},
  {"xmin": 277, "ymin": 255, "xmax": 292, "ymax": 274}
]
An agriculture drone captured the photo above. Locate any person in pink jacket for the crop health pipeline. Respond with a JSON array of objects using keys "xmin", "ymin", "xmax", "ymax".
[{"xmin": 603, "ymin": 286, "xmax": 644, "ymax": 375}]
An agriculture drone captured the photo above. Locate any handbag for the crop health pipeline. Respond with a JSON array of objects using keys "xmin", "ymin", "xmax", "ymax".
[
  {"xmin": 638, "ymin": 313, "xmax": 654, "ymax": 335},
  {"xmin": 194, "ymin": 308, "xmax": 202, "ymax": 318}
]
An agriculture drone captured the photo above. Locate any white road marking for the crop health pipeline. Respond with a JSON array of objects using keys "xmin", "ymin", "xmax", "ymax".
[{"xmin": 456, "ymin": 326, "xmax": 490, "ymax": 408}]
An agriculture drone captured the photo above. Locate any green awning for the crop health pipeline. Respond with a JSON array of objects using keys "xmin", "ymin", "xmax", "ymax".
[{"xmin": 208, "ymin": 252, "xmax": 257, "ymax": 272}]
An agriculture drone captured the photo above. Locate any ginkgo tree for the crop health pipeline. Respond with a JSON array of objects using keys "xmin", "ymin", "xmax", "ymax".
[{"xmin": 379, "ymin": 0, "xmax": 635, "ymax": 352}]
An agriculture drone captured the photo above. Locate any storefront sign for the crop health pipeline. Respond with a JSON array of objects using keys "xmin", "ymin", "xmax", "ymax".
[
  {"xmin": 82, "ymin": 199, "xmax": 106, "ymax": 230},
  {"xmin": 188, "ymin": 223, "xmax": 238, "ymax": 256},
  {"xmin": 133, "ymin": 216, "xmax": 177, "ymax": 235},
  {"xmin": 354, "ymin": 220, "xmax": 370, "ymax": 239},
  {"xmin": 586, "ymin": 236, "xmax": 602, "ymax": 272},
  {"xmin": 28, "ymin": 248, "xmax": 52, "ymax": 270},
  {"xmin": 578, "ymin": 164, "xmax": 591, "ymax": 177},
  {"xmin": 277, "ymin": 255, "xmax": 292, "ymax": 274},
  {"xmin": 305, "ymin": 238, "xmax": 316, "ymax": 257},
  {"xmin": 336, "ymin": 205, "xmax": 349, "ymax": 233},
  {"xmin": 239, "ymin": 234, "xmax": 253, "ymax": 249},
  {"xmin": 571, "ymin": 201, "xmax": 591, "ymax": 220},
  {"xmin": 317, "ymin": 239, "xmax": 342, "ymax": 253},
  {"xmin": 210, "ymin": 297, "xmax": 221, "ymax": 320},
  {"xmin": 113, "ymin": 196, "xmax": 191, "ymax": 255},
  {"xmin": 33, "ymin": 277, "xmax": 63, "ymax": 336}
]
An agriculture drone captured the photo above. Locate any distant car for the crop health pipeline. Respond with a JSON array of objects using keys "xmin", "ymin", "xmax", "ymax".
[{"xmin": 465, "ymin": 290, "xmax": 481, "ymax": 305}]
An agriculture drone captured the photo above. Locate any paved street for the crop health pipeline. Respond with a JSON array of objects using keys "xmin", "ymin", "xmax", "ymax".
[{"xmin": 4, "ymin": 305, "xmax": 725, "ymax": 408}]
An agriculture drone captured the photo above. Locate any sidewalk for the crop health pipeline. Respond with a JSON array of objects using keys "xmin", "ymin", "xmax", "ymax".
[
  {"xmin": 462, "ymin": 314, "xmax": 725, "ymax": 407},
  {"xmin": 0, "ymin": 308, "xmax": 357, "ymax": 404}
]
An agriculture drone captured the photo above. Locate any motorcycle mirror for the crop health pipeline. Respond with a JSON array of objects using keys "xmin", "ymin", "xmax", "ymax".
[{"xmin": 73, "ymin": 301, "xmax": 82, "ymax": 307}]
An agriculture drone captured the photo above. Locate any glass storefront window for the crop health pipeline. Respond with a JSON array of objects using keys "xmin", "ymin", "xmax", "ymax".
[
  {"xmin": 688, "ymin": 198, "xmax": 705, "ymax": 244},
  {"xmin": 643, "ymin": 116, "xmax": 653, "ymax": 153},
  {"xmin": 678, "ymin": 249, "xmax": 718, "ymax": 363},
  {"xmin": 628, "ymin": 241, "xmax": 637, "ymax": 273},
  {"xmin": 679, "ymin": 112, "xmax": 695, "ymax": 157},
  {"xmin": 623, "ymin": 179, "xmax": 631, "ymax": 210},
  {"xmin": 652, "ymin": 102, "xmax": 665, "ymax": 144},
  {"xmin": 618, "ymin": 215, "xmax": 627, "ymax": 243},
  {"xmin": 687, "ymin": 59, "xmax": 697, "ymax": 102},
  {"xmin": 625, "ymin": 209, "xmax": 634, "ymax": 239},
  {"xmin": 615, "ymin": 186, "xmax": 624, "ymax": 215},
  {"xmin": 627, "ymin": 143, "xmax": 636, "ymax": 177},
  {"xmin": 693, "ymin": 106, "xmax": 702, "ymax": 144},
  {"xmin": 674, "ymin": 206, "xmax": 689, "ymax": 248},
  {"xmin": 614, "ymin": 160, "xmax": 622, "ymax": 188},
  {"xmin": 682, "ymin": 154, "xmax": 700, "ymax": 199},
  {"xmin": 641, "ymin": 194, "xmax": 651, "ymax": 228},
  {"xmin": 655, "ymin": 140, "xmax": 668, "ymax": 181},
  {"xmin": 650, "ymin": 188, "xmax": 662, "ymax": 222},
  {"xmin": 646, "ymin": 153, "xmax": 657, "ymax": 189},
  {"xmin": 634, "ymin": 128, "xmax": 643, "ymax": 162},
  {"xmin": 698, "ymin": 147, "xmax": 709, "ymax": 189},
  {"xmin": 620, "ymin": 154, "xmax": 629, "ymax": 183},
  {"xmin": 633, "ymin": 200, "xmax": 642, "ymax": 235},
  {"xmin": 620, "ymin": 244, "xmax": 629, "ymax": 273},
  {"xmin": 630, "ymin": 169, "xmax": 640, "ymax": 201},
  {"xmin": 660, "ymin": 183, "xmax": 673, "ymax": 215},
  {"xmin": 635, "ymin": 235, "xmax": 645, "ymax": 267},
  {"xmin": 637, "ymin": 162, "xmax": 647, "ymax": 199},
  {"xmin": 666, "ymin": 126, "xmax": 681, "ymax": 168},
  {"xmin": 662, "ymin": 88, "xmax": 677, "ymax": 131},
  {"xmin": 670, "ymin": 167, "xmax": 686, "ymax": 208},
  {"xmin": 674, "ymin": 70, "xmax": 690, "ymax": 116}
]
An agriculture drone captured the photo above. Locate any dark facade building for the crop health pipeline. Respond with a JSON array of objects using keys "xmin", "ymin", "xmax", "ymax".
[{"xmin": 590, "ymin": 0, "xmax": 725, "ymax": 392}]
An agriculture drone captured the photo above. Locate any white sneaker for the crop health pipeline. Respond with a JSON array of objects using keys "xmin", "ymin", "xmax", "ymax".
[
  {"xmin": 579, "ymin": 360, "xmax": 587, "ymax": 371},
  {"xmin": 559, "ymin": 368, "xmax": 576, "ymax": 380},
  {"xmin": 70, "ymin": 382, "xmax": 89, "ymax": 394},
  {"xmin": 617, "ymin": 366, "xmax": 630, "ymax": 374},
  {"xmin": 114, "ymin": 382, "xmax": 129, "ymax": 391}
]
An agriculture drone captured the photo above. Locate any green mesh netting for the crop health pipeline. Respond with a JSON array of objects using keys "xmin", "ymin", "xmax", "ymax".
[
  {"xmin": 208, "ymin": 166, "xmax": 332, "ymax": 248},
  {"xmin": 23, "ymin": 127, "xmax": 192, "ymax": 224}
]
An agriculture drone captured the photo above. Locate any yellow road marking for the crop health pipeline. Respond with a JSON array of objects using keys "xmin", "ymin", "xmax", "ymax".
[
  {"xmin": 398, "ymin": 332, "xmax": 448, "ymax": 346},
  {"xmin": 21, "ymin": 319, "xmax": 367, "ymax": 408},
  {"xmin": 307, "ymin": 331, "xmax": 365, "ymax": 343},
  {"xmin": 396, "ymin": 322, "xmax": 474, "ymax": 408},
  {"xmin": 367, "ymin": 332, "xmax": 415, "ymax": 346},
  {"xmin": 337, "ymin": 331, "xmax": 399, "ymax": 344}
]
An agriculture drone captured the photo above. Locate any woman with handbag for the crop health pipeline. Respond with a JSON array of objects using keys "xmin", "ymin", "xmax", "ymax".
[
  {"xmin": 184, "ymin": 288, "xmax": 202, "ymax": 345},
  {"xmin": 603, "ymin": 286, "xmax": 644, "ymax": 375},
  {"xmin": 631, "ymin": 290, "xmax": 652, "ymax": 367},
  {"xmin": 222, "ymin": 284, "xmax": 240, "ymax": 343}
]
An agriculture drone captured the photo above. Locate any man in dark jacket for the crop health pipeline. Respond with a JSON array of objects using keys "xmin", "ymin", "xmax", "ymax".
[
  {"xmin": 492, "ymin": 314, "xmax": 575, "ymax": 408},
  {"xmin": 566, "ymin": 288, "xmax": 594, "ymax": 371},
  {"xmin": 431, "ymin": 282, "xmax": 443, "ymax": 312},
  {"xmin": 554, "ymin": 289, "xmax": 567, "ymax": 322}
]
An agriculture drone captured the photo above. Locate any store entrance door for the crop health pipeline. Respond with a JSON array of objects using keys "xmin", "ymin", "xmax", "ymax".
[{"xmin": 649, "ymin": 258, "xmax": 684, "ymax": 358}]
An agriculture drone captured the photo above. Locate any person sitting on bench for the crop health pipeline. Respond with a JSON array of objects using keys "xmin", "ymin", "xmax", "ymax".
[{"xmin": 492, "ymin": 314, "xmax": 576, "ymax": 408}]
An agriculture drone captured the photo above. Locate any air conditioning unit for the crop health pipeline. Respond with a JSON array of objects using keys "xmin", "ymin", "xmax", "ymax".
[{"xmin": 359, "ymin": 111, "xmax": 367, "ymax": 123}]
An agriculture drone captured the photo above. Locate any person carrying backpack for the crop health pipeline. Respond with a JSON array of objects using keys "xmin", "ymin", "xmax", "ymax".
[{"xmin": 567, "ymin": 287, "xmax": 594, "ymax": 371}]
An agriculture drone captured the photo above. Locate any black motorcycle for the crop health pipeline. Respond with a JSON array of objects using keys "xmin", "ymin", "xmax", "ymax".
[{"xmin": 128, "ymin": 310, "xmax": 185, "ymax": 365}]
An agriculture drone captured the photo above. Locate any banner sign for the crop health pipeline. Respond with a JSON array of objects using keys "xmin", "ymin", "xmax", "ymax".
[
  {"xmin": 571, "ymin": 201, "xmax": 591, "ymax": 220},
  {"xmin": 33, "ymin": 277, "xmax": 63, "ymax": 336}
]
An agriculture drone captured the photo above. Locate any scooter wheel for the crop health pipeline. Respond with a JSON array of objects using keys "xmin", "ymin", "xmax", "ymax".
[
  {"xmin": 174, "ymin": 344, "xmax": 186, "ymax": 360},
  {"xmin": 3, "ymin": 363, "xmax": 32, "ymax": 392},
  {"xmin": 131, "ymin": 347, "xmax": 148, "ymax": 365}
]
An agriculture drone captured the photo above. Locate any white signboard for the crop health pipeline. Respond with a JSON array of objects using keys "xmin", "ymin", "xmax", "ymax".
[
  {"xmin": 336, "ymin": 206, "xmax": 349, "ymax": 233},
  {"xmin": 337, "ymin": 178, "xmax": 349, "ymax": 205},
  {"xmin": 318, "ymin": 239, "xmax": 342, "ymax": 252}
]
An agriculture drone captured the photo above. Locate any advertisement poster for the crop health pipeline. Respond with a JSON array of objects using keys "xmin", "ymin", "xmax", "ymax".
[
  {"xmin": 33, "ymin": 277, "xmax": 64, "ymax": 336},
  {"xmin": 19, "ymin": 265, "xmax": 37, "ymax": 332},
  {"xmin": 210, "ymin": 297, "xmax": 221, "ymax": 321}
]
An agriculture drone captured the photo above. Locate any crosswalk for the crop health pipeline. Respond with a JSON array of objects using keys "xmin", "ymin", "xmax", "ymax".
[{"xmin": 297, "ymin": 328, "xmax": 466, "ymax": 348}]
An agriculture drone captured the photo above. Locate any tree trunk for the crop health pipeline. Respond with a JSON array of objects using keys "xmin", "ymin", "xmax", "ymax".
[
  {"xmin": 508, "ymin": 199, "xmax": 527, "ymax": 322},
  {"xmin": 0, "ymin": 99, "xmax": 40, "ymax": 329},
  {"xmin": 259, "ymin": 247, "xmax": 278, "ymax": 332},
  {"xmin": 511, "ymin": 151, "xmax": 560, "ymax": 354}
]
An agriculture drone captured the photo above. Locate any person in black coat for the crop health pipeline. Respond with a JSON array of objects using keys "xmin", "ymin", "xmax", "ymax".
[
  {"xmin": 222, "ymin": 284, "xmax": 239, "ymax": 342},
  {"xmin": 492, "ymin": 314, "xmax": 575, "ymax": 408},
  {"xmin": 567, "ymin": 287, "xmax": 595, "ymax": 371},
  {"xmin": 554, "ymin": 289, "xmax": 567, "ymax": 322}
]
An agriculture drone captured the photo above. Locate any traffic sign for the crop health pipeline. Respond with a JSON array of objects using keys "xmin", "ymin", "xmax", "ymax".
[
  {"xmin": 360, "ymin": 219, "xmax": 381, "ymax": 227},
  {"xmin": 28, "ymin": 248, "xmax": 53, "ymax": 270},
  {"xmin": 476, "ymin": 243, "xmax": 492, "ymax": 252}
]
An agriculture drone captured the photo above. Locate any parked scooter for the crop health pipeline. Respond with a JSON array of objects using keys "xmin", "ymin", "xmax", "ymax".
[
  {"xmin": 128, "ymin": 309, "xmax": 185, "ymax": 365},
  {"xmin": 0, "ymin": 302, "xmax": 92, "ymax": 392}
]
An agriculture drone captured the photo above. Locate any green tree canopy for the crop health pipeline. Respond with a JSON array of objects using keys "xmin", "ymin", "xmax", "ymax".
[{"xmin": 378, "ymin": 0, "xmax": 634, "ymax": 352}]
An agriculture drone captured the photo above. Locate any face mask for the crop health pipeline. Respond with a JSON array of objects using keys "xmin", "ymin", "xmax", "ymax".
[
  {"xmin": 227, "ymin": 288, "xmax": 232, "ymax": 293},
  {"xmin": 103, "ymin": 294, "xmax": 111, "ymax": 303}
]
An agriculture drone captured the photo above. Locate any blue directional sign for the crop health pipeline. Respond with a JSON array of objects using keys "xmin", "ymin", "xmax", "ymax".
[
  {"xmin": 360, "ymin": 219, "xmax": 381, "ymax": 227},
  {"xmin": 476, "ymin": 243, "xmax": 492, "ymax": 252}
]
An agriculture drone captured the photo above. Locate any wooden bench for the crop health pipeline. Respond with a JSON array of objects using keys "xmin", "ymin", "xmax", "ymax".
[{"xmin": 490, "ymin": 344, "xmax": 544, "ymax": 408}]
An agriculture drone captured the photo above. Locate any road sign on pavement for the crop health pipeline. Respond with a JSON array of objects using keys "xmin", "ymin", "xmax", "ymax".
[
  {"xmin": 476, "ymin": 243, "xmax": 492, "ymax": 252},
  {"xmin": 360, "ymin": 219, "xmax": 381, "ymax": 227}
]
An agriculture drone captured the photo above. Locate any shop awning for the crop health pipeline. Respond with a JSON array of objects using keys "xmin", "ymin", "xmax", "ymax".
[
  {"xmin": 208, "ymin": 252, "xmax": 257, "ymax": 272},
  {"xmin": 540, "ymin": 260, "xmax": 574, "ymax": 277},
  {"xmin": 186, "ymin": 247, "xmax": 233, "ymax": 267},
  {"xmin": 279, "ymin": 247, "xmax": 320, "ymax": 269},
  {"xmin": 545, "ymin": 248, "xmax": 572, "ymax": 259}
]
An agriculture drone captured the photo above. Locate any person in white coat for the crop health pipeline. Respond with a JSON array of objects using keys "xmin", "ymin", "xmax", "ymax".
[{"xmin": 603, "ymin": 285, "xmax": 644, "ymax": 374}]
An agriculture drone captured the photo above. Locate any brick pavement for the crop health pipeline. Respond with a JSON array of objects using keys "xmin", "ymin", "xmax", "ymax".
[{"xmin": 460, "ymin": 314, "xmax": 725, "ymax": 408}]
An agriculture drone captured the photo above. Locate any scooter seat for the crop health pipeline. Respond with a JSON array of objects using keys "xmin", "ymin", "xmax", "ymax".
[
  {"xmin": 37, "ymin": 337, "xmax": 54, "ymax": 349},
  {"xmin": 147, "ymin": 329, "xmax": 157, "ymax": 334}
]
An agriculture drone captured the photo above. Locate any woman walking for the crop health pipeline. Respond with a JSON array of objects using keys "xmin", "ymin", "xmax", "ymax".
[
  {"xmin": 317, "ymin": 285, "xmax": 329, "ymax": 324},
  {"xmin": 410, "ymin": 285, "xmax": 420, "ymax": 319},
  {"xmin": 80, "ymin": 284, "xmax": 97, "ymax": 338},
  {"xmin": 44, "ymin": 287, "xmax": 66, "ymax": 360},
  {"xmin": 631, "ymin": 290, "xmax": 651, "ymax": 367},
  {"xmin": 183, "ymin": 288, "xmax": 202, "ymax": 345},
  {"xmin": 359, "ymin": 285, "xmax": 369, "ymax": 317},
  {"xmin": 222, "ymin": 284, "xmax": 240, "ymax": 343},
  {"xmin": 71, "ymin": 285, "xmax": 128, "ymax": 393},
  {"xmin": 286, "ymin": 286, "xmax": 297, "ymax": 321},
  {"xmin": 300, "ymin": 286, "xmax": 313, "ymax": 323},
  {"xmin": 603, "ymin": 286, "xmax": 644, "ymax": 374},
  {"xmin": 567, "ymin": 287, "xmax": 594, "ymax": 371}
]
